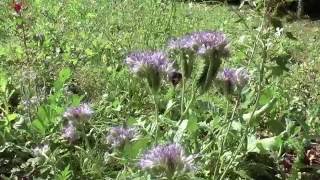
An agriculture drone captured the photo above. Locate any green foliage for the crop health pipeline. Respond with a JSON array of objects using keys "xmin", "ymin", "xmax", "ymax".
[{"xmin": 0, "ymin": 0, "xmax": 319, "ymax": 179}]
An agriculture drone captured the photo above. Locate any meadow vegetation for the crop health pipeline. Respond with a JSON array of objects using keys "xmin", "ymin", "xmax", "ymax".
[{"xmin": 0, "ymin": 0, "xmax": 320, "ymax": 179}]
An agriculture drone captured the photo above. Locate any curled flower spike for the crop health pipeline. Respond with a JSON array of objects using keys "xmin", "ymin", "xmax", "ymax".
[
  {"xmin": 62, "ymin": 121, "xmax": 79, "ymax": 143},
  {"xmin": 106, "ymin": 127, "xmax": 136, "ymax": 149},
  {"xmin": 168, "ymin": 31, "xmax": 229, "ymax": 92},
  {"xmin": 139, "ymin": 144, "xmax": 195, "ymax": 177},
  {"xmin": 125, "ymin": 51, "xmax": 178, "ymax": 91},
  {"xmin": 215, "ymin": 68, "xmax": 250, "ymax": 95},
  {"xmin": 168, "ymin": 35, "xmax": 197, "ymax": 52},
  {"xmin": 191, "ymin": 31, "xmax": 229, "ymax": 57},
  {"xmin": 63, "ymin": 103, "xmax": 93, "ymax": 122},
  {"xmin": 168, "ymin": 31, "xmax": 229, "ymax": 58}
]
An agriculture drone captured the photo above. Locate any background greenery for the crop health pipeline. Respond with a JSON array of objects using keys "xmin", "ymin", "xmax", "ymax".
[{"xmin": 0, "ymin": 0, "xmax": 319, "ymax": 179}]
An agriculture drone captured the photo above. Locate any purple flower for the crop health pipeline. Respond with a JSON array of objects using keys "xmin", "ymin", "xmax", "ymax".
[
  {"xmin": 63, "ymin": 103, "xmax": 93, "ymax": 121},
  {"xmin": 62, "ymin": 121, "xmax": 79, "ymax": 143},
  {"xmin": 191, "ymin": 31, "xmax": 229, "ymax": 57},
  {"xmin": 168, "ymin": 31, "xmax": 229, "ymax": 57},
  {"xmin": 139, "ymin": 144, "xmax": 194, "ymax": 177},
  {"xmin": 125, "ymin": 51, "xmax": 177, "ymax": 91},
  {"xmin": 216, "ymin": 68, "xmax": 249, "ymax": 94},
  {"xmin": 125, "ymin": 51, "xmax": 174, "ymax": 76},
  {"xmin": 106, "ymin": 127, "xmax": 136, "ymax": 149},
  {"xmin": 168, "ymin": 35, "xmax": 197, "ymax": 52}
]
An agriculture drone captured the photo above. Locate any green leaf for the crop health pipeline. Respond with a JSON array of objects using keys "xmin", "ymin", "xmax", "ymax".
[
  {"xmin": 54, "ymin": 68, "xmax": 72, "ymax": 90},
  {"xmin": 0, "ymin": 71, "xmax": 7, "ymax": 93},
  {"xmin": 71, "ymin": 94, "xmax": 82, "ymax": 106},
  {"xmin": 187, "ymin": 113, "xmax": 198, "ymax": 134},
  {"xmin": 37, "ymin": 106, "xmax": 49, "ymax": 125},
  {"xmin": 247, "ymin": 135, "xmax": 282, "ymax": 153},
  {"xmin": 123, "ymin": 138, "xmax": 150, "ymax": 159},
  {"xmin": 6, "ymin": 113, "xmax": 18, "ymax": 122},
  {"xmin": 32, "ymin": 119, "xmax": 45, "ymax": 135},
  {"xmin": 174, "ymin": 120, "xmax": 188, "ymax": 142},
  {"xmin": 259, "ymin": 87, "xmax": 273, "ymax": 105},
  {"xmin": 164, "ymin": 100, "xmax": 175, "ymax": 115}
]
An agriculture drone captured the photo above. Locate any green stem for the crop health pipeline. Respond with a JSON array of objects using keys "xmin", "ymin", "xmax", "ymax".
[
  {"xmin": 218, "ymin": 15, "xmax": 268, "ymax": 179},
  {"xmin": 218, "ymin": 43, "xmax": 266, "ymax": 180},
  {"xmin": 213, "ymin": 97, "xmax": 239, "ymax": 178},
  {"xmin": 180, "ymin": 75, "xmax": 185, "ymax": 121},
  {"xmin": 152, "ymin": 92, "xmax": 159, "ymax": 144}
]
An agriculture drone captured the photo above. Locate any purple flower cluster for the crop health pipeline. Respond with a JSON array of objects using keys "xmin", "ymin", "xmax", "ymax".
[
  {"xmin": 168, "ymin": 31, "xmax": 229, "ymax": 57},
  {"xmin": 63, "ymin": 103, "xmax": 93, "ymax": 122},
  {"xmin": 139, "ymin": 144, "xmax": 194, "ymax": 176},
  {"xmin": 62, "ymin": 103, "xmax": 93, "ymax": 143},
  {"xmin": 125, "ymin": 51, "xmax": 174, "ymax": 77},
  {"xmin": 106, "ymin": 127, "xmax": 136, "ymax": 149},
  {"xmin": 216, "ymin": 68, "xmax": 250, "ymax": 94},
  {"xmin": 126, "ymin": 51, "xmax": 181, "ymax": 90},
  {"xmin": 62, "ymin": 121, "xmax": 79, "ymax": 143}
]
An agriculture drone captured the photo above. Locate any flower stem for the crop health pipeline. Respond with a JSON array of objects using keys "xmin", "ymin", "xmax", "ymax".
[
  {"xmin": 218, "ymin": 36, "xmax": 267, "ymax": 180},
  {"xmin": 152, "ymin": 91, "xmax": 159, "ymax": 144},
  {"xmin": 180, "ymin": 75, "xmax": 185, "ymax": 121}
]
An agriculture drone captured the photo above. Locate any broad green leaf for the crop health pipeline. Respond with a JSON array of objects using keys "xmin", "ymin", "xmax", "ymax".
[
  {"xmin": 37, "ymin": 106, "xmax": 49, "ymax": 124},
  {"xmin": 32, "ymin": 119, "xmax": 45, "ymax": 135},
  {"xmin": 123, "ymin": 138, "xmax": 150, "ymax": 159},
  {"xmin": 54, "ymin": 68, "xmax": 72, "ymax": 90}
]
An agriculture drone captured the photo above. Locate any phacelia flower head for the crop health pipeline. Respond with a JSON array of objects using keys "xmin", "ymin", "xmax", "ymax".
[
  {"xmin": 215, "ymin": 68, "xmax": 250, "ymax": 94},
  {"xmin": 168, "ymin": 35, "xmax": 197, "ymax": 52},
  {"xmin": 106, "ymin": 127, "xmax": 136, "ymax": 149},
  {"xmin": 168, "ymin": 31, "xmax": 229, "ymax": 58},
  {"xmin": 125, "ymin": 51, "xmax": 177, "ymax": 91},
  {"xmin": 62, "ymin": 121, "xmax": 79, "ymax": 143},
  {"xmin": 63, "ymin": 103, "xmax": 93, "ymax": 122},
  {"xmin": 139, "ymin": 143, "xmax": 195, "ymax": 177},
  {"xmin": 191, "ymin": 31, "xmax": 229, "ymax": 57}
]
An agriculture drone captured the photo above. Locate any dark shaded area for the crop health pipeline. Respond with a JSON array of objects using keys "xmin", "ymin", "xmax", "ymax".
[
  {"xmin": 184, "ymin": 0, "xmax": 320, "ymax": 20},
  {"xmin": 240, "ymin": 152, "xmax": 281, "ymax": 180},
  {"xmin": 281, "ymin": 0, "xmax": 320, "ymax": 20}
]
